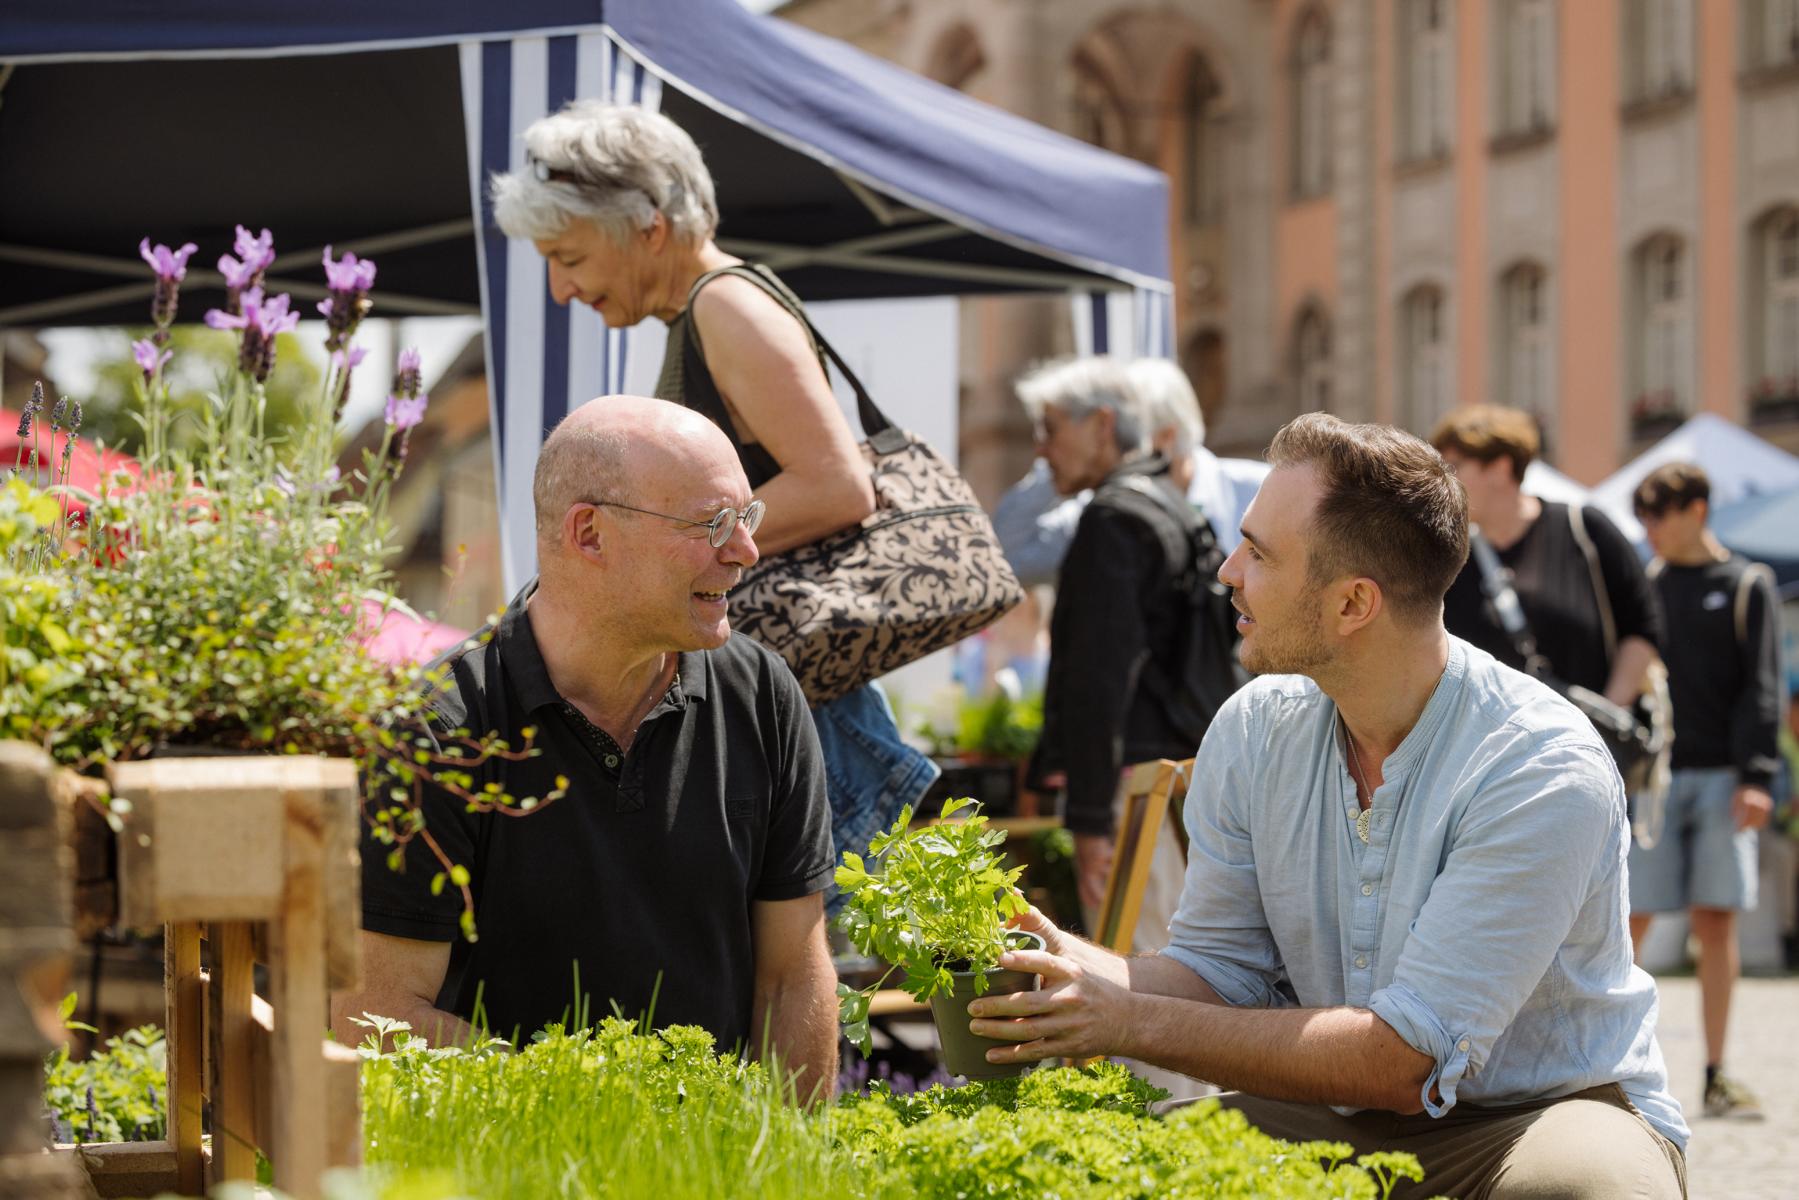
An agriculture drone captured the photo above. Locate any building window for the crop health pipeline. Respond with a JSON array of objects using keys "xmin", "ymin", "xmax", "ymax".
[
  {"xmin": 1182, "ymin": 329, "xmax": 1228, "ymax": 427},
  {"xmin": 925, "ymin": 23, "xmax": 987, "ymax": 93},
  {"xmin": 1178, "ymin": 54, "xmax": 1225, "ymax": 226},
  {"xmin": 1072, "ymin": 50, "xmax": 1130, "ymax": 153},
  {"xmin": 1499, "ymin": 264, "xmax": 1551, "ymax": 416},
  {"xmin": 1400, "ymin": 0, "xmax": 1453, "ymax": 161},
  {"xmin": 1294, "ymin": 306, "xmax": 1332, "ymax": 412},
  {"xmin": 1746, "ymin": 0, "xmax": 1799, "ymax": 71},
  {"xmin": 1292, "ymin": 9, "xmax": 1333, "ymax": 199},
  {"xmin": 1498, "ymin": 0, "xmax": 1555, "ymax": 137},
  {"xmin": 1750, "ymin": 207, "xmax": 1799, "ymax": 414},
  {"xmin": 1630, "ymin": 235, "xmax": 1690, "ymax": 428},
  {"xmin": 1401, "ymin": 285, "xmax": 1450, "ymax": 432},
  {"xmin": 1627, "ymin": 0, "xmax": 1693, "ymax": 101}
]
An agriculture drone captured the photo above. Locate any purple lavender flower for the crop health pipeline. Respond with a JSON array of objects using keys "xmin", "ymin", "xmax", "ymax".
[
  {"xmin": 320, "ymin": 246, "xmax": 377, "ymax": 353},
  {"xmin": 132, "ymin": 337, "xmax": 172, "ymax": 381},
  {"xmin": 384, "ymin": 392, "xmax": 428, "ymax": 432},
  {"xmin": 234, "ymin": 225, "xmax": 275, "ymax": 270},
  {"xmin": 330, "ymin": 345, "xmax": 368, "ymax": 373},
  {"xmin": 205, "ymin": 287, "xmax": 301, "ymax": 382},
  {"xmin": 395, "ymin": 346, "xmax": 423, "ymax": 398},
  {"xmin": 16, "ymin": 381, "xmax": 43, "ymax": 439},
  {"xmin": 140, "ymin": 237, "xmax": 199, "ymax": 338}
]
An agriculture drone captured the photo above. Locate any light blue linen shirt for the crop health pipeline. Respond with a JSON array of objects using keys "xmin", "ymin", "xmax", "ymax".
[{"xmin": 1160, "ymin": 636, "xmax": 1688, "ymax": 1149}]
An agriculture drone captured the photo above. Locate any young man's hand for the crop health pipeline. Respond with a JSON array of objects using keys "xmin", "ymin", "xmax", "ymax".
[
  {"xmin": 967, "ymin": 933, "xmax": 1133, "ymax": 1063},
  {"xmin": 1733, "ymin": 784, "xmax": 1773, "ymax": 832}
]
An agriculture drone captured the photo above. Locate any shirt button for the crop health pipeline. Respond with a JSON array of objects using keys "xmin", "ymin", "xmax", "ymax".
[
  {"xmin": 1360, "ymin": 883, "xmax": 1374, "ymax": 896},
  {"xmin": 1354, "ymin": 954, "xmax": 1368, "ymax": 969},
  {"xmin": 603, "ymin": 753, "xmax": 619, "ymax": 769},
  {"xmin": 1458, "ymin": 1039, "xmax": 1471, "ymax": 1052}
]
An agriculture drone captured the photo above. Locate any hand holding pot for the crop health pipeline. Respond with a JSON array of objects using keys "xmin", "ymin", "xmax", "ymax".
[{"xmin": 966, "ymin": 918, "xmax": 1133, "ymax": 1065}]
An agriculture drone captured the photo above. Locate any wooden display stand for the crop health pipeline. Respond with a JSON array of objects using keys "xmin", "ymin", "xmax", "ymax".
[
  {"xmin": 0, "ymin": 742, "xmax": 90, "ymax": 1200},
  {"xmin": 55, "ymin": 755, "xmax": 365, "ymax": 1200}
]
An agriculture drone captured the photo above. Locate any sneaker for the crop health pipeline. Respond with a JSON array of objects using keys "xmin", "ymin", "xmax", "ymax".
[{"xmin": 1702, "ymin": 1071, "xmax": 1766, "ymax": 1120}]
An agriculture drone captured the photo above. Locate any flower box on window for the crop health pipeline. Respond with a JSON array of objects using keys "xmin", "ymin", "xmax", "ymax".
[{"xmin": 1749, "ymin": 377, "xmax": 1799, "ymax": 425}]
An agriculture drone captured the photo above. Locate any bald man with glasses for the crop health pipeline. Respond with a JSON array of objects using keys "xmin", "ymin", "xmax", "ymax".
[{"xmin": 333, "ymin": 396, "xmax": 839, "ymax": 1103}]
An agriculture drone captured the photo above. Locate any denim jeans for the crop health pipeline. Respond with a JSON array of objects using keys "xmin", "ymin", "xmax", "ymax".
[{"xmin": 810, "ymin": 681, "xmax": 939, "ymax": 914}]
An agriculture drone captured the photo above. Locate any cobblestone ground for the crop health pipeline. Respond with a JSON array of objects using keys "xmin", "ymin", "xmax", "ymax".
[{"xmin": 1649, "ymin": 975, "xmax": 1798, "ymax": 1199}]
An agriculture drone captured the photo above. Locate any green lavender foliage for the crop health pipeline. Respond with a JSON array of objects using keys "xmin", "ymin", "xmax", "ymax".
[{"xmin": 42, "ymin": 995, "xmax": 167, "ymax": 1145}]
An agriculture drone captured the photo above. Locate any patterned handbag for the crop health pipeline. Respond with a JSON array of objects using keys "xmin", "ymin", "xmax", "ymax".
[{"xmin": 697, "ymin": 272, "xmax": 1023, "ymax": 705}]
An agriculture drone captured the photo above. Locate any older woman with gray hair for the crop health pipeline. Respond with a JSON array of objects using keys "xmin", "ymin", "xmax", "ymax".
[{"xmin": 491, "ymin": 101, "xmax": 937, "ymax": 904}]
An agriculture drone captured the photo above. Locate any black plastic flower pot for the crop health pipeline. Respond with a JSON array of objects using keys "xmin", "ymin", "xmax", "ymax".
[{"xmin": 926, "ymin": 930, "xmax": 1045, "ymax": 1080}]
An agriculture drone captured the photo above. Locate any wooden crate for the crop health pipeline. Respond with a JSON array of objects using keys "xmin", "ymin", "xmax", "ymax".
[{"xmin": 48, "ymin": 755, "xmax": 366, "ymax": 1200}]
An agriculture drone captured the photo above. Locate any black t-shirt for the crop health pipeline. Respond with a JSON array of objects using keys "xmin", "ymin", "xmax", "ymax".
[
  {"xmin": 361, "ymin": 588, "xmax": 835, "ymax": 1049},
  {"xmin": 1444, "ymin": 502, "xmax": 1664, "ymax": 693},
  {"xmin": 1653, "ymin": 556, "xmax": 1781, "ymax": 786}
]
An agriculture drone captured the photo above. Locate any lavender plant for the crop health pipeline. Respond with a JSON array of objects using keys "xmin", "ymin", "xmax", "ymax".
[{"xmin": 3, "ymin": 228, "xmax": 564, "ymax": 936}]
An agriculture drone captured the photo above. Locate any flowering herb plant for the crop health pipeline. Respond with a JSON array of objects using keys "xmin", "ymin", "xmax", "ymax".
[
  {"xmin": 3, "ymin": 227, "xmax": 563, "ymax": 937},
  {"xmin": 832, "ymin": 798, "xmax": 1029, "ymax": 1056}
]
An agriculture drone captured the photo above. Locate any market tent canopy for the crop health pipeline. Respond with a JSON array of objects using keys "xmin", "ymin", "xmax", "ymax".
[
  {"xmin": 1711, "ymin": 488, "xmax": 1799, "ymax": 591},
  {"xmin": 1588, "ymin": 414, "xmax": 1799, "ymax": 543},
  {"xmin": 1, "ymin": 0, "xmax": 1173, "ymax": 585}
]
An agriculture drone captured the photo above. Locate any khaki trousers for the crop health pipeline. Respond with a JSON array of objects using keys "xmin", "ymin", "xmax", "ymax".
[{"xmin": 1160, "ymin": 1083, "xmax": 1685, "ymax": 1199}]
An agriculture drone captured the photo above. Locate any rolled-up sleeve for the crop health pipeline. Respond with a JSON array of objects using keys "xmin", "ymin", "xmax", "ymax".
[
  {"xmin": 1368, "ymin": 738, "xmax": 1619, "ymax": 1115},
  {"xmin": 1159, "ymin": 695, "xmax": 1293, "ymax": 1009}
]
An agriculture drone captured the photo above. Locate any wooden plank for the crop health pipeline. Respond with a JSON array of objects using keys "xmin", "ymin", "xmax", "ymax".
[
  {"xmin": 866, "ymin": 989, "xmax": 930, "ymax": 1018},
  {"xmin": 110, "ymin": 759, "xmax": 286, "ymax": 928},
  {"xmin": 49, "ymin": 769, "xmax": 115, "ymax": 940},
  {"xmin": 320, "ymin": 763, "xmax": 361, "ymax": 992},
  {"xmin": 0, "ymin": 1147, "xmax": 92, "ymax": 1199},
  {"xmin": 322, "ymin": 1039, "xmax": 362, "ymax": 1170},
  {"xmin": 163, "ymin": 921, "xmax": 204, "ymax": 1196},
  {"xmin": 60, "ymin": 1139, "xmax": 180, "ymax": 1198},
  {"xmin": 269, "ymin": 766, "xmax": 332, "ymax": 1200},
  {"xmin": 250, "ymin": 992, "xmax": 273, "ymax": 1159},
  {"xmin": 207, "ymin": 921, "xmax": 260, "ymax": 1185}
]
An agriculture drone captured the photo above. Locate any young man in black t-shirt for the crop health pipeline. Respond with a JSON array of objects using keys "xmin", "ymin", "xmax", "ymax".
[
  {"xmin": 330, "ymin": 397, "xmax": 838, "ymax": 1102},
  {"xmin": 1629, "ymin": 462, "xmax": 1778, "ymax": 1120},
  {"xmin": 1431, "ymin": 406, "xmax": 1662, "ymax": 704}
]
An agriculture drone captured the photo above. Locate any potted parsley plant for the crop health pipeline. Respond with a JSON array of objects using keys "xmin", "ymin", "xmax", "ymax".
[{"xmin": 834, "ymin": 797, "xmax": 1044, "ymax": 1080}]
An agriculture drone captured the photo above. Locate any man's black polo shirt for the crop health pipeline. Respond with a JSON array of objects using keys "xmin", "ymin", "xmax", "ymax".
[{"xmin": 361, "ymin": 588, "xmax": 834, "ymax": 1051}]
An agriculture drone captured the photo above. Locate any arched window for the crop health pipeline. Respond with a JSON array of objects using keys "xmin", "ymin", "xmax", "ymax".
[
  {"xmin": 1291, "ymin": 9, "xmax": 1332, "ymax": 199},
  {"xmin": 1400, "ymin": 285, "xmax": 1450, "ymax": 432},
  {"xmin": 1745, "ymin": 0, "xmax": 1799, "ymax": 71},
  {"xmin": 1176, "ymin": 53, "xmax": 1225, "ymax": 226},
  {"xmin": 1182, "ymin": 328, "xmax": 1228, "ymax": 426},
  {"xmin": 1400, "ymin": 0, "xmax": 1453, "ymax": 161},
  {"xmin": 1750, "ymin": 207, "xmax": 1799, "ymax": 406},
  {"xmin": 1627, "ymin": 0, "xmax": 1693, "ymax": 101},
  {"xmin": 925, "ymin": 23, "xmax": 986, "ymax": 93},
  {"xmin": 1072, "ymin": 49, "xmax": 1130, "ymax": 153},
  {"xmin": 1499, "ymin": 263, "xmax": 1551, "ymax": 415},
  {"xmin": 1629, "ymin": 235, "xmax": 1690, "ymax": 424},
  {"xmin": 1294, "ymin": 306, "xmax": 1333, "ymax": 412},
  {"xmin": 1498, "ymin": 0, "xmax": 1555, "ymax": 136}
]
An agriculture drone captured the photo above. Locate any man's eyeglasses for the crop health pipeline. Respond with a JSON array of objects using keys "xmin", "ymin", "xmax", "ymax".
[{"xmin": 582, "ymin": 498, "xmax": 766, "ymax": 548}]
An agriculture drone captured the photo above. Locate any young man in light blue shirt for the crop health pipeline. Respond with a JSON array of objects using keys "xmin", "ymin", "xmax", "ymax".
[{"xmin": 969, "ymin": 413, "xmax": 1687, "ymax": 1198}]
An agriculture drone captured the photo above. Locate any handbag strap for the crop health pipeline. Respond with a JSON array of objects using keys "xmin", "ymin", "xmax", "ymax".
[
  {"xmin": 683, "ymin": 263, "xmax": 910, "ymax": 456},
  {"xmin": 1468, "ymin": 528, "xmax": 1553, "ymax": 681}
]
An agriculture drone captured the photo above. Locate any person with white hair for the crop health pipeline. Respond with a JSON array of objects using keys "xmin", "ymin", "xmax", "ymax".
[
  {"xmin": 991, "ymin": 359, "xmax": 1265, "ymax": 590},
  {"xmin": 490, "ymin": 101, "xmax": 936, "ymax": 901},
  {"xmin": 1017, "ymin": 357, "xmax": 1241, "ymax": 926}
]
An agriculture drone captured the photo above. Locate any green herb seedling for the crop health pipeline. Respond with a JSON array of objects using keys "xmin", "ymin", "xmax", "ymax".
[{"xmin": 833, "ymin": 797, "xmax": 1029, "ymax": 1056}]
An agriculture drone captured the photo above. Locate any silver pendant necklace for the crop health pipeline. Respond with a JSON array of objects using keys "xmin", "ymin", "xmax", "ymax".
[{"xmin": 1344, "ymin": 723, "xmax": 1373, "ymax": 844}]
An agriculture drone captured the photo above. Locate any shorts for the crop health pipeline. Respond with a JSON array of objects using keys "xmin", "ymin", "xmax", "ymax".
[{"xmin": 1628, "ymin": 767, "xmax": 1759, "ymax": 913}]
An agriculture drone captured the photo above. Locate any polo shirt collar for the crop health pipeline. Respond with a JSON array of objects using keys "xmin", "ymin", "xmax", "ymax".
[{"xmin": 495, "ymin": 579, "xmax": 710, "ymax": 712}]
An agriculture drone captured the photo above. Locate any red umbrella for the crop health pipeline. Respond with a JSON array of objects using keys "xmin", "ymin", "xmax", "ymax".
[
  {"xmin": 1, "ymin": 407, "xmax": 142, "ymax": 520},
  {"xmin": 358, "ymin": 598, "xmax": 469, "ymax": 667}
]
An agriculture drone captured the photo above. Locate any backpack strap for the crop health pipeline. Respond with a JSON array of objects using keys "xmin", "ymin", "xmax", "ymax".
[
  {"xmin": 1567, "ymin": 504, "xmax": 1618, "ymax": 666},
  {"xmin": 1736, "ymin": 562, "xmax": 1776, "ymax": 648}
]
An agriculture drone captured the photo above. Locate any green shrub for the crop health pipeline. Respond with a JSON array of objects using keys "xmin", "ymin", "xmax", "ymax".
[{"xmin": 42, "ymin": 995, "xmax": 167, "ymax": 1145}]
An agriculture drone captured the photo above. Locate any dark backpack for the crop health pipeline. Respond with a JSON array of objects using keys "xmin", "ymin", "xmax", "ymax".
[{"xmin": 1090, "ymin": 472, "xmax": 1245, "ymax": 746}]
